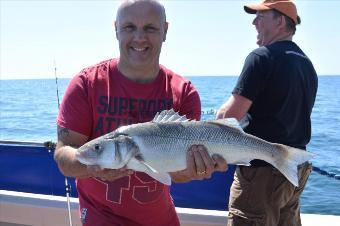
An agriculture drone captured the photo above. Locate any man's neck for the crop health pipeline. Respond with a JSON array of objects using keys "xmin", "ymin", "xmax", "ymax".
[
  {"xmin": 117, "ymin": 61, "xmax": 160, "ymax": 84},
  {"xmin": 270, "ymin": 32, "xmax": 293, "ymax": 45}
]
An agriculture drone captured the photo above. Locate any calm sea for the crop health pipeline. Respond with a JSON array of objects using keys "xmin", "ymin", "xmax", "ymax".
[{"xmin": 0, "ymin": 76, "xmax": 339, "ymax": 215}]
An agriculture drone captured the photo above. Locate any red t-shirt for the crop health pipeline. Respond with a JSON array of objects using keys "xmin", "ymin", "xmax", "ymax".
[{"xmin": 57, "ymin": 59, "xmax": 201, "ymax": 226}]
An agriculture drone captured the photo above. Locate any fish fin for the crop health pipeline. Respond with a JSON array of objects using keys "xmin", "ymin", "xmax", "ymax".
[
  {"xmin": 127, "ymin": 157, "xmax": 172, "ymax": 185},
  {"xmin": 209, "ymin": 118, "xmax": 244, "ymax": 132},
  {"xmin": 130, "ymin": 154, "xmax": 158, "ymax": 172},
  {"xmin": 273, "ymin": 144, "xmax": 315, "ymax": 187},
  {"xmin": 153, "ymin": 109, "xmax": 171, "ymax": 122},
  {"xmin": 153, "ymin": 109, "xmax": 191, "ymax": 123},
  {"xmin": 136, "ymin": 159, "xmax": 172, "ymax": 185},
  {"xmin": 139, "ymin": 160, "xmax": 158, "ymax": 173},
  {"xmin": 144, "ymin": 171, "xmax": 172, "ymax": 186}
]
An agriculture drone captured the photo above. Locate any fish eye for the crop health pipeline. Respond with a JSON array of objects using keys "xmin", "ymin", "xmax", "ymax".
[{"xmin": 94, "ymin": 144, "xmax": 102, "ymax": 152}]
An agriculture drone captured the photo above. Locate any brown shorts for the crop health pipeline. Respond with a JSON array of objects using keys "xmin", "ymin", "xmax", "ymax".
[{"xmin": 227, "ymin": 162, "xmax": 312, "ymax": 226}]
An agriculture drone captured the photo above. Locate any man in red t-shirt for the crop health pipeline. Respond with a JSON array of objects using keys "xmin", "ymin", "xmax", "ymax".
[{"xmin": 54, "ymin": 1, "xmax": 228, "ymax": 225}]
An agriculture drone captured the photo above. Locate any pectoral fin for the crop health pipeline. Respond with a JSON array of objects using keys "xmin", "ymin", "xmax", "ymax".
[
  {"xmin": 144, "ymin": 171, "xmax": 172, "ymax": 185},
  {"xmin": 127, "ymin": 157, "xmax": 172, "ymax": 185}
]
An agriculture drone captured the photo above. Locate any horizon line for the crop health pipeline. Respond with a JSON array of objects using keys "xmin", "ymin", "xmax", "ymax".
[
  {"xmin": 0, "ymin": 74, "xmax": 236, "ymax": 80},
  {"xmin": 1, "ymin": 74, "xmax": 340, "ymax": 81}
]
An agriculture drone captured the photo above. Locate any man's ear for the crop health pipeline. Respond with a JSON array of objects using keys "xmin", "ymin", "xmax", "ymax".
[
  {"xmin": 163, "ymin": 22, "xmax": 169, "ymax": 42},
  {"xmin": 114, "ymin": 21, "xmax": 119, "ymax": 39},
  {"xmin": 277, "ymin": 15, "xmax": 286, "ymax": 30}
]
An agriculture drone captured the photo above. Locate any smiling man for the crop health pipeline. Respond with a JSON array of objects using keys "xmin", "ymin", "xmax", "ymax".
[
  {"xmin": 216, "ymin": 0, "xmax": 318, "ymax": 226},
  {"xmin": 54, "ymin": 0, "xmax": 227, "ymax": 226},
  {"xmin": 115, "ymin": 0, "xmax": 167, "ymax": 83}
]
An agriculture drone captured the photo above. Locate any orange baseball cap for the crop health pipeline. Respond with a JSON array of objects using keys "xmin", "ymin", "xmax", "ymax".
[{"xmin": 244, "ymin": 0, "xmax": 300, "ymax": 25}]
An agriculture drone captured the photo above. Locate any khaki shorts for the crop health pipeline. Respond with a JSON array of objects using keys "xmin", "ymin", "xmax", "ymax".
[{"xmin": 227, "ymin": 162, "xmax": 312, "ymax": 226}]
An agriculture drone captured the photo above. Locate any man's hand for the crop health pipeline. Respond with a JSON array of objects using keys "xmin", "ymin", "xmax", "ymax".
[
  {"xmin": 170, "ymin": 145, "xmax": 228, "ymax": 183},
  {"xmin": 87, "ymin": 166, "xmax": 134, "ymax": 181}
]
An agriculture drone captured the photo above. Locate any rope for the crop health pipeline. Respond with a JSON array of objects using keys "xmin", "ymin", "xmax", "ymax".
[{"xmin": 312, "ymin": 166, "xmax": 340, "ymax": 180}]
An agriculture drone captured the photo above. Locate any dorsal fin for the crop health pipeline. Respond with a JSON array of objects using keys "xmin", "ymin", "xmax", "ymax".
[
  {"xmin": 208, "ymin": 118, "xmax": 244, "ymax": 132},
  {"xmin": 152, "ymin": 109, "xmax": 191, "ymax": 123}
]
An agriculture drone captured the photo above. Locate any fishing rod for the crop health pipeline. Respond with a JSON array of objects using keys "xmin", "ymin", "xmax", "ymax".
[{"xmin": 53, "ymin": 60, "xmax": 74, "ymax": 226}]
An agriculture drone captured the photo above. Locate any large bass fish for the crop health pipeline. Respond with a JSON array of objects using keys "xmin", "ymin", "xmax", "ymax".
[{"xmin": 76, "ymin": 109, "xmax": 313, "ymax": 186}]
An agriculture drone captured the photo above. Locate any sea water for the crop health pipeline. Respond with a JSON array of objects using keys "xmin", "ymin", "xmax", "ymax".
[{"xmin": 0, "ymin": 76, "xmax": 339, "ymax": 215}]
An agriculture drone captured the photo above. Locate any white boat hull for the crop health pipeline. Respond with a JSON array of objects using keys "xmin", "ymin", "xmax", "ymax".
[{"xmin": 1, "ymin": 190, "xmax": 339, "ymax": 226}]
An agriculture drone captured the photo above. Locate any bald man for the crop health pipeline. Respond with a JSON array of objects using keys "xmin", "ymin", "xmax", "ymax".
[{"xmin": 54, "ymin": 1, "xmax": 227, "ymax": 225}]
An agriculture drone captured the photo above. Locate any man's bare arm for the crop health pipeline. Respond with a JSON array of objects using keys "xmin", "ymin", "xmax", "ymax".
[
  {"xmin": 54, "ymin": 126, "xmax": 133, "ymax": 180},
  {"xmin": 54, "ymin": 126, "xmax": 90, "ymax": 178},
  {"xmin": 216, "ymin": 94, "xmax": 252, "ymax": 120}
]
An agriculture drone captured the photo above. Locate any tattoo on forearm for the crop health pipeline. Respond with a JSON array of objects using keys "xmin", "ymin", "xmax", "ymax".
[
  {"xmin": 58, "ymin": 153, "xmax": 68, "ymax": 168},
  {"xmin": 58, "ymin": 127, "xmax": 70, "ymax": 139},
  {"xmin": 56, "ymin": 126, "xmax": 82, "ymax": 149}
]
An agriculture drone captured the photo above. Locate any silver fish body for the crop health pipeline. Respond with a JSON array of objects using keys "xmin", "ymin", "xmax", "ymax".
[{"xmin": 77, "ymin": 110, "xmax": 314, "ymax": 186}]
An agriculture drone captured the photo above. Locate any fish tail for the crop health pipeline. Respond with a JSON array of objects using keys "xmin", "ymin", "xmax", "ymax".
[{"xmin": 273, "ymin": 144, "xmax": 314, "ymax": 187}]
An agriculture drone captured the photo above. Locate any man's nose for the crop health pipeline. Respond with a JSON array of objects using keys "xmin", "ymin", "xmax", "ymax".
[
  {"xmin": 133, "ymin": 29, "xmax": 147, "ymax": 41},
  {"xmin": 252, "ymin": 17, "xmax": 257, "ymax": 25},
  {"xmin": 252, "ymin": 18, "xmax": 256, "ymax": 25}
]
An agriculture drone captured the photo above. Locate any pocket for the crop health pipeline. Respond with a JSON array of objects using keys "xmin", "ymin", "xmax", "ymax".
[
  {"xmin": 237, "ymin": 166, "xmax": 259, "ymax": 184},
  {"xmin": 271, "ymin": 168, "xmax": 295, "ymax": 206},
  {"xmin": 230, "ymin": 167, "xmax": 262, "ymax": 210},
  {"xmin": 271, "ymin": 168, "xmax": 290, "ymax": 191}
]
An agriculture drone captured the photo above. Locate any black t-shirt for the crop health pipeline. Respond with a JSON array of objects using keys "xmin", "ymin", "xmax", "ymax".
[{"xmin": 233, "ymin": 41, "xmax": 318, "ymax": 166}]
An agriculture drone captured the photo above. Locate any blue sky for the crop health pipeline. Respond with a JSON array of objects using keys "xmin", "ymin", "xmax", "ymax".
[{"xmin": 1, "ymin": 0, "xmax": 339, "ymax": 80}]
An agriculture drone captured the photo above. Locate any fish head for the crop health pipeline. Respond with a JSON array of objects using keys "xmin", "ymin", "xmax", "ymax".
[{"xmin": 76, "ymin": 133, "xmax": 138, "ymax": 169}]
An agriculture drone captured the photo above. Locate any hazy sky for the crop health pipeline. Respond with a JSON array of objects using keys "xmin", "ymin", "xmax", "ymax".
[{"xmin": 1, "ymin": 0, "xmax": 339, "ymax": 79}]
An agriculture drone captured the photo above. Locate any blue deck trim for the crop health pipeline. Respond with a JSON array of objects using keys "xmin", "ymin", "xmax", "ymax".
[{"xmin": 0, "ymin": 143, "xmax": 235, "ymax": 210}]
